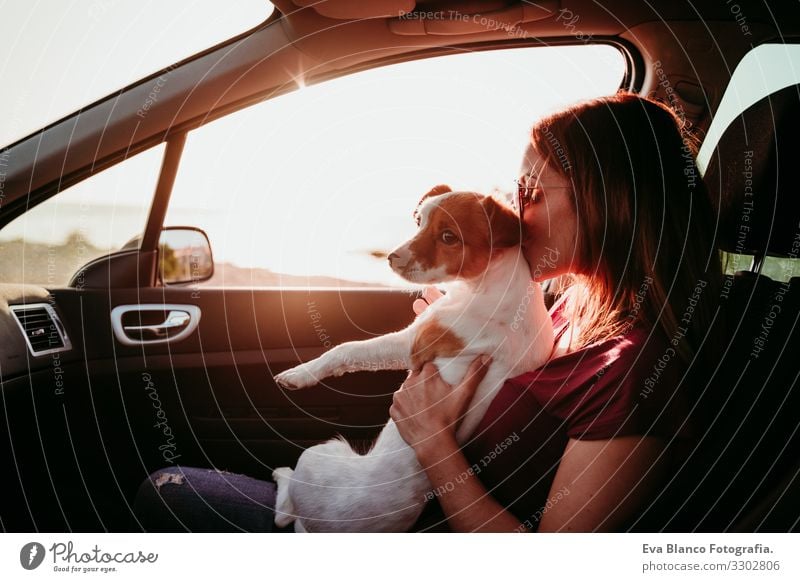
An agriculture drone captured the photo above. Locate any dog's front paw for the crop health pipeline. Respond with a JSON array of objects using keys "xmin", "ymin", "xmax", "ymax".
[{"xmin": 274, "ymin": 364, "xmax": 320, "ymax": 390}]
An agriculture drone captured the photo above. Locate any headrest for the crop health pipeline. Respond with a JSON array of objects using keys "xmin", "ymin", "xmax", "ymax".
[{"xmin": 704, "ymin": 84, "xmax": 800, "ymax": 257}]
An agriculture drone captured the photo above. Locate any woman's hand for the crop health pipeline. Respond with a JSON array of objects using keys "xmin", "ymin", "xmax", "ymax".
[
  {"xmin": 389, "ymin": 355, "xmax": 491, "ymax": 460},
  {"xmin": 412, "ymin": 286, "xmax": 444, "ymax": 316}
]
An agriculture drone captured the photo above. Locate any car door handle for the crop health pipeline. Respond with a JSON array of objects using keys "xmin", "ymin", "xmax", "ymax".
[
  {"xmin": 111, "ymin": 304, "xmax": 201, "ymax": 346},
  {"xmin": 123, "ymin": 310, "xmax": 192, "ymax": 338}
]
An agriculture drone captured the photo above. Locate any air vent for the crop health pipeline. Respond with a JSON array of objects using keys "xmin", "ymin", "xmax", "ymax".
[{"xmin": 10, "ymin": 303, "xmax": 72, "ymax": 356}]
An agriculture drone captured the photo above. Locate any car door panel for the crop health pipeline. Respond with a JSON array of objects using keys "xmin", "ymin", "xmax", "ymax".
[{"xmin": 2, "ymin": 286, "xmax": 415, "ymax": 530}]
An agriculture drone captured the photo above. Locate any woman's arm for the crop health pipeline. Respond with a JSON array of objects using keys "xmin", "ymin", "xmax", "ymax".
[{"xmin": 537, "ymin": 436, "xmax": 668, "ymax": 532}]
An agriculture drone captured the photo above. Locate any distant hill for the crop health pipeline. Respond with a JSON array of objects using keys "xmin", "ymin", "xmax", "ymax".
[
  {"xmin": 0, "ymin": 234, "xmax": 389, "ymax": 288},
  {"xmin": 205, "ymin": 262, "xmax": 388, "ymax": 288},
  {"xmin": 0, "ymin": 233, "xmax": 105, "ymax": 285}
]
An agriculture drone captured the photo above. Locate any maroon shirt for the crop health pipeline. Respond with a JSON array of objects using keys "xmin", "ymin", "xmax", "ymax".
[{"xmin": 414, "ymin": 300, "xmax": 695, "ymax": 531}]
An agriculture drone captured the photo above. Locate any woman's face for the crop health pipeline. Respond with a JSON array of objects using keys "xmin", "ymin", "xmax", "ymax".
[{"xmin": 518, "ymin": 143, "xmax": 582, "ymax": 281}]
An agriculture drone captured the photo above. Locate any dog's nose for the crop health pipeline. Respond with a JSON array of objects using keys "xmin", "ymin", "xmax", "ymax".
[{"xmin": 388, "ymin": 248, "xmax": 409, "ymax": 269}]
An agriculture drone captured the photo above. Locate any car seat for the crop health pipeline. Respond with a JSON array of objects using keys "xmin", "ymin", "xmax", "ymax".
[{"xmin": 633, "ymin": 83, "xmax": 800, "ymax": 532}]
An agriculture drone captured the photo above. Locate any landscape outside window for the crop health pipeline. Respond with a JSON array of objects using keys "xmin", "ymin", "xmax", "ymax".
[{"xmin": 0, "ymin": 145, "xmax": 165, "ymax": 285}]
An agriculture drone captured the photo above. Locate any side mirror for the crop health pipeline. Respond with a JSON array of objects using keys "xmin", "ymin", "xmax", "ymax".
[{"xmin": 158, "ymin": 226, "xmax": 214, "ymax": 285}]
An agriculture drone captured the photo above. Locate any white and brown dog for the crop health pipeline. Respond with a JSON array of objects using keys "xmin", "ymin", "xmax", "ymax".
[{"xmin": 272, "ymin": 185, "xmax": 554, "ymax": 532}]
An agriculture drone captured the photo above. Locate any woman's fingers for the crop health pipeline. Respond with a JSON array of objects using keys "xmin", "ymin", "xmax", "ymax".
[
  {"xmin": 419, "ymin": 361, "xmax": 439, "ymax": 380},
  {"xmin": 423, "ymin": 286, "xmax": 444, "ymax": 303},
  {"xmin": 412, "ymin": 286, "xmax": 444, "ymax": 316},
  {"xmin": 401, "ymin": 362, "xmax": 436, "ymax": 391},
  {"xmin": 391, "ymin": 356, "xmax": 492, "ymax": 446},
  {"xmin": 412, "ymin": 299, "xmax": 428, "ymax": 315},
  {"xmin": 456, "ymin": 355, "xmax": 492, "ymax": 401},
  {"xmin": 472, "ymin": 354, "xmax": 492, "ymax": 375}
]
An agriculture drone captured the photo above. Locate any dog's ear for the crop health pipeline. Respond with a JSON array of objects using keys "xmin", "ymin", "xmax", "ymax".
[
  {"xmin": 423, "ymin": 184, "xmax": 453, "ymax": 198},
  {"xmin": 482, "ymin": 195, "xmax": 522, "ymax": 249},
  {"xmin": 414, "ymin": 184, "xmax": 452, "ymax": 225}
]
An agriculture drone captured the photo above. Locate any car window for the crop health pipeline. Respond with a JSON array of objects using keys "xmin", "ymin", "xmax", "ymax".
[
  {"xmin": 165, "ymin": 44, "xmax": 626, "ymax": 288},
  {"xmin": 0, "ymin": 0, "xmax": 274, "ymax": 147},
  {"xmin": 0, "ymin": 144, "xmax": 165, "ymax": 286},
  {"xmin": 698, "ymin": 43, "xmax": 800, "ymax": 282}
]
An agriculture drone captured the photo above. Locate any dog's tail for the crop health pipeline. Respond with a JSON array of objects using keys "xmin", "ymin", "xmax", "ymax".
[{"xmin": 272, "ymin": 467, "xmax": 297, "ymax": 528}]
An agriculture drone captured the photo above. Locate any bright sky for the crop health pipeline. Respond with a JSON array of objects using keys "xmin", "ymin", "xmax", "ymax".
[
  {"xmin": 0, "ymin": 1, "xmax": 626, "ymax": 287},
  {"xmin": 0, "ymin": 0, "xmax": 272, "ymax": 147}
]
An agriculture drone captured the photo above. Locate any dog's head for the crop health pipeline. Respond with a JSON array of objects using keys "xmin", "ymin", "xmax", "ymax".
[{"xmin": 388, "ymin": 185, "xmax": 521, "ymax": 284}]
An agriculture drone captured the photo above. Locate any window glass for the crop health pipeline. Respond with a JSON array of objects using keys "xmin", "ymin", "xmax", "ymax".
[
  {"xmin": 165, "ymin": 45, "xmax": 626, "ymax": 288},
  {"xmin": 722, "ymin": 251, "xmax": 800, "ymax": 283},
  {"xmin": 0, "ymin": 144, "xmax": 165, "ymax": 286},
  {"xmin": 0, "ymin": 0, "xmax": 273, "ymax": 147}
]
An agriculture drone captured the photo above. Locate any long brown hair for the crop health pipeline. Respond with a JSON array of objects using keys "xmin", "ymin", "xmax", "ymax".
[{"xmin": 532, "ymin": 92, "xmax": 721, "ymax": 360}]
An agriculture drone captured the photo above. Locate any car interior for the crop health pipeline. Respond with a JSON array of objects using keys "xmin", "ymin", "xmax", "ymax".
[{"xmin": 0, "ymin": 0, "xmax": 798, "ymax": 532}]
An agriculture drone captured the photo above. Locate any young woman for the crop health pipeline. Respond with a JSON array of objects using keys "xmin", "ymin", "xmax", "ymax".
[
  {"xmin": 391, "ymin": 92, "xmax": 721, "ymax": 532},
  {"xmin": 134, "ymin": 92, "xmax": 721, "ymax": 532}
]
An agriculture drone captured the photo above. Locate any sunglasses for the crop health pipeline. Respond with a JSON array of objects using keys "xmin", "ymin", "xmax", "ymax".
[{"xmin": 513, "ymin": 172, "xmax": 572, "ymax": 218}]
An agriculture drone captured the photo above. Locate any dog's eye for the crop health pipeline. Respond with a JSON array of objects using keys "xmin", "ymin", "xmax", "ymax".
[{"xmin": 440, "ymin": 230, "xmax": 459, "ymax": 245}]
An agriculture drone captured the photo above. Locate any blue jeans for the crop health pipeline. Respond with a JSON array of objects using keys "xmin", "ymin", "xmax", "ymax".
[
  {"xmin": 134, "ymin": 466, "xmax": 449, "ymax": 532},
  {"xmin": 133, "ymin": 466, "xmax": 293, "ymax": 532}
]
